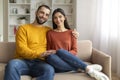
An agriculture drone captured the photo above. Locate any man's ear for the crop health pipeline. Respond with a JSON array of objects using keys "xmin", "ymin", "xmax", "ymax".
[{"xmin": 35, "ymin": 11, "xmax": 37, "ymax": 16}]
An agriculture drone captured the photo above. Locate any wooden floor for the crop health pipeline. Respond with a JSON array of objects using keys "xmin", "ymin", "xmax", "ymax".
[{"xmin": 112, "ymin": 73, "xmax": 120, "ymax": 80}]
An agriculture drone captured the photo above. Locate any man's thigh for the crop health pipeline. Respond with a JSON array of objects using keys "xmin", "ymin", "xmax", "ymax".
[{"xmin": 29, "ymin": 59, "xmax": 54, "ymax": 77}]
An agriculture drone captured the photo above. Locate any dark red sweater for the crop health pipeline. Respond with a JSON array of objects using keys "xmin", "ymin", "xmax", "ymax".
[{"xmin": 47, "ymin": 30, "xmax": 77, "ymax": 55}]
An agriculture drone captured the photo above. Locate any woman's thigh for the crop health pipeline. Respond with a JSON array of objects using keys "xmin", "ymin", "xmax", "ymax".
[
  {"xmin": 56, "ymin": 49, "xmax": 87, "ymax": 70},
  {"xmin": 46, "ymin": 54, "xmax": 75, "ymax": 72}
]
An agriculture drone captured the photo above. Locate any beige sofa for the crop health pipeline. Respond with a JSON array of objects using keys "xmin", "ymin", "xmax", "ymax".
[{"xmin": 0, "ymin": 40, "xmax": 111, "ymax": 80}]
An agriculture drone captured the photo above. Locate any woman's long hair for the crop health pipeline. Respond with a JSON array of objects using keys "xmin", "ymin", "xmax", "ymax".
[{"xmin": 52, "ymin": 8, "xmax": 71, "ymax": 29}]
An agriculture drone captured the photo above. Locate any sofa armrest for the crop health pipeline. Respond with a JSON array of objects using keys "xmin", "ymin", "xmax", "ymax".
[{"xmin": 91, "ymin": 48, "xmax": 111, "ymax": 80}]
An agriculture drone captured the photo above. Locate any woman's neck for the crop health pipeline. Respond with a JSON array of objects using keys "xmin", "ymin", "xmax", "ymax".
[{"xmin": 55, "ymin": 26, "xmax": 68, "ymax": 32}]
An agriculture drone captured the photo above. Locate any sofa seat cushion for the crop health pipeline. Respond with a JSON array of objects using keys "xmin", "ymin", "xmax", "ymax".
[
  {"xmin": 0, "ymin": 62, "xmax": 94, "ymax": 80},
  {"xmin": 0, "ymin": 63, "xmax": 6, "ymax": 80},
  {"xmin": 54, "ymin": 72, "xmax": 95, "ymax": 80},
  {"xmin": 32, "ymin": 72, "xmax": 95, "ymax": 80},
  {"xmin": 21, "ymin": 75, "xmax": 32, "ymax": 80},
  {"xmin": 22, "ymin": 73, "xmax": 95, "ymax": 80}
]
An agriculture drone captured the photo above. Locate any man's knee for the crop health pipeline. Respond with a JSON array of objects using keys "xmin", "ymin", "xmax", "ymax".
[
  {"xmin": 5, "ymin": 59, "xmax": 23, "ymax": 70},
  {"xmin": 43, "ymin": 64, "xmax": 55, "ymax": 74}
]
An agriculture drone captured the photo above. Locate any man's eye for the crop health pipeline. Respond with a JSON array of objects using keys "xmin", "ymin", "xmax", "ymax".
[
  {"xmin": 40, "ymin": 12, "xmax": 44, "ymax": 14},
  {"xmin": 46, "ymin": 14, "xmax": 49, "ymax": 17}
]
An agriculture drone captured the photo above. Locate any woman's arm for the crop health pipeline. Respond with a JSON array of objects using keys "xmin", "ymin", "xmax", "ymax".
[{"xmin": 69, "ymin": 31, "xmax": 77, "ymax": 55}]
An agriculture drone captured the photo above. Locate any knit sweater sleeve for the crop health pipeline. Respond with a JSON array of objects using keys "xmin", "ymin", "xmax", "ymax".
[
  {"xmin": 46, "ymin": 31, "xmax": 52, "ymax": 50},
  {"xmin": 69, "ymin": 31, "xmax": 77, "ymax": 55},
  {"xmin": 15, "ymin": 25, "xmax": 40, "ymax": 59}
]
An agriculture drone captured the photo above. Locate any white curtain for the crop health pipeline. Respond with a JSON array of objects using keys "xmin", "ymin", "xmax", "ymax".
[{"xmin": 92, "ymin": 0, "xmax": 120, "ymax": 77}]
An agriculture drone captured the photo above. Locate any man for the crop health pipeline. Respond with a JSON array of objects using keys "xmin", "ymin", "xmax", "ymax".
[{"xmin": 4, "ymin": 5, "xmax": 78, "ymax": 80}]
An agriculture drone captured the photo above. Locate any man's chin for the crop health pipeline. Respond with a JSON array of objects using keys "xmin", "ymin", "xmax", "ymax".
[
  {"xmin": 37, "ymin": 20, "xmax": 47, "ymax": 24},
  {"xmin": 39, "ymin": 21, "xmax": 46, "ymax": 24},
  {"xmin": 36, "ymin": 17, "xmax": 47, "ymax": 24}
]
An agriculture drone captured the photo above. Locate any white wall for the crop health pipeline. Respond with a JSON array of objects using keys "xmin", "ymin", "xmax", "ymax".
[
  {"xmin": 3, "ymin": 0, "xmax": 8, "ymax": 42},
  {"xmin": 76, "ymin": 0, "xmax": 96, "ymax": 40},
  {"xmin": 1, "ymin": 0, "xmax": 96, "ymax": 41},
  {"xmin": 0, "ymin": 0, "xmax": 3, "ymax": 41}
]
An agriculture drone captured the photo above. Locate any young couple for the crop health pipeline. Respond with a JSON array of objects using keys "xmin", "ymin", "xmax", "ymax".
[{"xmin": 4, "ymin": 5, "xmax": 109, "ymax": 80}]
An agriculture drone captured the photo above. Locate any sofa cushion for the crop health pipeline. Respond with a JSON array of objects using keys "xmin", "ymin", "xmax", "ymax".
[
  {"xmin": 54, "ymin": 72, "xmax": 94, "ymax": 80},
  {"xmin": 77, "ymin": 40, "xmax": 92, "ymax": 61},
  {"xmin": 32, "ymin": 72, "xmax": 94, "ymax": 80},
  {"xmin": 0, "ymin": 42, "xmax": 15, "ymax": 63},
  {"xmin": 21, "ymin": 75, "xmax": 32, "ymax": 80},
  {"xmin": 0, "ymin": 40, "xmax": 92, "ymax": 63},
  {"xmin": 0, "ymin": 62, "xmax": 94, "ymax": 80},
  {"xmin": 23, "ymin": 72, "xmax": 95, "ymax": 80},
  {"xmin": 0, "ymin": 63, "xmax": 6, "ymax": 80}
]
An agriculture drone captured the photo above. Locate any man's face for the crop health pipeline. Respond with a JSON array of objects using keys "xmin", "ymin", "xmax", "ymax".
[{"xmin": 36, "ymin": 7, "xmax": 50, "ymax": 24}]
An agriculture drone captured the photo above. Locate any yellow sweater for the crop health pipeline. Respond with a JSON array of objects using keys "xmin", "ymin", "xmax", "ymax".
[{"xmin": 15, "ymin": 24, "xmax": 51, "ymax": 60}]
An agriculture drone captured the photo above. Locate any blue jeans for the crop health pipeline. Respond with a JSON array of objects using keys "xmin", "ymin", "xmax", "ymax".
[
  {"xmin": 4, "ymin": 59, "xmax": 54, "ymax": 80},
  {"xmin": 46, "ymin": 49, "xmax": 87, "ymax": 72}
]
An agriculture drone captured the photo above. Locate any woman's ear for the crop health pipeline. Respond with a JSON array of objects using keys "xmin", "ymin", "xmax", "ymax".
[{"xmin": 65, "ymin": 16, "xmax": 67, "ymax": 20}]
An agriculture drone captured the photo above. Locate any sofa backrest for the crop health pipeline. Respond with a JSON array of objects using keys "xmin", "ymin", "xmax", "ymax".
[
  {"xmin": 0, "ymin": 42, "xmax": 15, "ymax": 63},
  {"xmin": 0, "ymin": 40, "xmax": 92, "ymax": 63},
  {"xmin": 77, "ymin": 40, "xmax": 92, "ymax": 61}
]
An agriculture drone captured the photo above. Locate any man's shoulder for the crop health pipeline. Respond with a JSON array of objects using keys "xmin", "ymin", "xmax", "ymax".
[
  {"xmin": 47, "ymin": 29, "xmax": 53, "ymax": 32},
  {"xmin": 18, "ymin": 24, "xmax": 31, "ymax": 28},
  {"xmin": 17, "ymin": 24, "xmax": 29, "ymax": 30},
  {"xmin": 42, "ymin": 26, "xmax": 52, "ymax": 32},
  {"xmin": 44, "ymin": 26, "xmax": 52, "ymax": 29}
]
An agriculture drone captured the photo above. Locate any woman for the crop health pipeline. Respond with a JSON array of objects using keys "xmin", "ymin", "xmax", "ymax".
[{"xmin": 46, "ymin": 8, "xmax": 109, "ymax": 80}]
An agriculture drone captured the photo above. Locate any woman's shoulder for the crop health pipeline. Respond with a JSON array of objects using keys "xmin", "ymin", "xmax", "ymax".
[
  {"xmin": 47, "ymin": 30, "xmax": 55, "ymax": 35},
  {"xmin": 47, "ymin": 29, "xmax": 54, "ymax": 32},
  {"xmin": 67, "ymin": 29, "xmax": 73, "ymax": 33}
]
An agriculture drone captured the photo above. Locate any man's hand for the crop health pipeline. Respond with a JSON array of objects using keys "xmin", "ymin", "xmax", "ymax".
[
  {"xmin": 72, "ymin": 29, "xmax": 79, "ymax": 39},
  {"xmin": 41, "ymin": 50, "xmax": 56, "ymax": 57}
]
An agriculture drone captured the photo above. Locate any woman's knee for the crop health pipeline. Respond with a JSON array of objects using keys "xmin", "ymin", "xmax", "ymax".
[
  {"xmin": 46, "ymin": 54, "xmax": 56, "ymax": 61},
  {"xmin": 57, "ymin": 49, "xmax": 67, "ymax": 54},
  {"xmin": 57, "ymin": 49, "xmax": 69, "ymax": 56}
]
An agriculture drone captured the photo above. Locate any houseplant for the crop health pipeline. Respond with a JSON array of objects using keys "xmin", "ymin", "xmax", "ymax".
[{"xmin": 17, "ymin": 17, "xmax": 27, "ymax": 24}]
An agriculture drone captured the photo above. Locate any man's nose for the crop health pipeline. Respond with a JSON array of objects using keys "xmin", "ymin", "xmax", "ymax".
[{"xmin": 42, "ymin": 14, "xmax": 46, "ymax": 18}]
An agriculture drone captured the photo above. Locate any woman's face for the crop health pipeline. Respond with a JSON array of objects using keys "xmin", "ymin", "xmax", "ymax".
[{"xmin": 53, "ymin": 12, "xmax": 65, "ymax": 27}]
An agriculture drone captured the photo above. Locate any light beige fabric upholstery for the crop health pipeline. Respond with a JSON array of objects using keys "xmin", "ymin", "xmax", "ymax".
[
  {"xmin": 0, "ymin": 40, "xmax": 111, "ymax": 80},
  {"xmin": 77, "ymin": 40, "xmax": 92, "ymax": 62}
]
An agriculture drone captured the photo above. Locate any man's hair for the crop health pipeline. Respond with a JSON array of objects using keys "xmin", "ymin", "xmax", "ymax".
[{"xmin": 36, "ymin": 5, "xmax": 51, "ymax": 12}]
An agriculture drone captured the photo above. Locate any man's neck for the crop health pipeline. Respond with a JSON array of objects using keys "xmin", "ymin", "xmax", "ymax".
[{"xmin": 32, "ymin": 21, "xmax": 43, "ymax": 27}]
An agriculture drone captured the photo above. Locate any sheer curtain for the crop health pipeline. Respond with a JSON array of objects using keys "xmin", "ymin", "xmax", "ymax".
[{"xmin": 92, "ymin": 0, "xmax": 120, "ymax": 77}]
